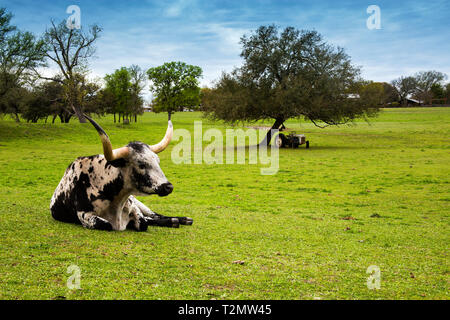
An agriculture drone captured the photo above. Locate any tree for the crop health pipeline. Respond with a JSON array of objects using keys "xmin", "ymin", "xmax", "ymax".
[
  {"xmin": 359, "ymin": 82, "xmax": 386, "ymax": 106},
  {"xmin": 0, "ymin": 85, "xmax": 28, "ymax": 122},
  {"xmin": 21, "ymin": 86, "xmax": 52, "ymax": 123},
  {"xmin": 96, "ymin": 87, "xmax": 117, "ymax": 121},
  {"xmin": 202, "ymin": 25, "xmax": 379, "ymax": 145},
  {"xmin": 20, "ymin": 79, "xmax": 89, "ymax": 124},
  {"xmin": 381, "ymin": 82, "xmax": 398, "ymax": 105},
  {"xmin": 103, "ymin": 66, "xmax": 145, "ymax": 123},
  {"xmin": 445, "ymin": 83, "xmax": 450, "ymax": 103},
  {"xmin": 152, "ymin": 86, "xmax": 201, "ymax": 113},
  {"xmin": 127, "ymin": 65, "xmax": 146, "ymax": 122},
  {"xmin": 104, "ymin": 67, "xmax": 132, "ymax": 123},
  {"xmin": 0, "ymin": 7, "xmax": 46, "ymax": 119},
  {"xmin": 359, "ymin": 82, "xmax": 398, "ymax": 107},
  {"xmin": 40, "ymin": 79, "xmax": 70, "ymax": 123},
  {"xmin": 75, "ymin": 73, "xmax": 101, "ymax": 115},
  {"xmin": 147, "ymin": 61, "xmax": 202, "ymax": 118},
  {"xmin": 413, "ymin": 70, "xmax": 447, "ymax": 104},
  {"xmin": 430, "ymin": 83, "xmax": 445, "ymax": 99},
  {"xmin": 391, "ymin": 76, "xmax": 417, "ymax": 106},
  {"xmin": 39, "ymin": 20, "xmax": 102, "ymax": 123}
]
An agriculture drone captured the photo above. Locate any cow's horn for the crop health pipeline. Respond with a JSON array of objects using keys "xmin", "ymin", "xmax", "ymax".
[
  {"xmin": 84, "ymin": 114, "xmax": 129, "ymax": 161},
  {"xmin": 149, "ymin": 120, "xmax": 173, "ymax": 154}
]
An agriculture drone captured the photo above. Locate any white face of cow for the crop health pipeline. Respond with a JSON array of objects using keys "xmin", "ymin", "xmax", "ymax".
[{"xmin": 127, "ymin": 142, "xmax": 173, "ymax": 197}]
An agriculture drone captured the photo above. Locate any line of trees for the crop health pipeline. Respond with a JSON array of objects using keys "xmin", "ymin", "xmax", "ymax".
[
  {"xmin": 352, "ymin": 71, "xmax": 449, "ymax": 108},
  {"xmin": 391, "ymin": 71, "xmax": 449, "ymax": 106},
  {"xmin": 0, "ymin": 7, "xmax": 47, "ymax": 122},
  {"xmin": 0, "ymin": 7, "xmax": 204, "ymax": 124},
  {"xmin": 1, "ymin": 6, "xmax": 448, "ymax": 127},
  {"xmin": 0, "ymin": 8, "xmax": 108, "ymax": 123}
]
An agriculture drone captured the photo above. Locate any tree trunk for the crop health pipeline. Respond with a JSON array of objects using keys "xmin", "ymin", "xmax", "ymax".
[
  {"xmin": 260, "ymin": 117, "xmax": 284, "ymax": 146},
  {"xmin": 13, "ymin": 113, "xmax": 20, "ymax": 123},
  {"xmin": 114, "ymin": 113, "xmax": 116, "ymax": 123},
  {"xmin": 52, "ymin": 115, "xmax": 57, "ymax": 124},
  {"xmin": 134, "ymin": 114, "xmax": 137, "ymax": 122},
  {"xmin": 60, "ymin": 112, "xmax": 72, "ymax": 123},
  {"xmin": 401, "ymin": 97, "xmax": 407, "ymax": 107}
]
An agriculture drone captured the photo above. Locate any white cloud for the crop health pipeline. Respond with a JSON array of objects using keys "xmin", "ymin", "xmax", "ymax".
[{"xmin": 164, "ymin": 0, "xmax": 192, "ymax": 17}]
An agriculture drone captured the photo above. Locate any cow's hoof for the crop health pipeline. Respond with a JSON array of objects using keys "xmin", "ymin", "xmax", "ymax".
[
  {"xmin": 94, "ymin": 218, "xmax": 113, "ymax": 231},
  {"xmin": 178, "ymin": 217, "xmax": 193, "ymax": 225},
  {"xmin": 139, "ymin": 217, "xmax": 149, "ymax": 231}
]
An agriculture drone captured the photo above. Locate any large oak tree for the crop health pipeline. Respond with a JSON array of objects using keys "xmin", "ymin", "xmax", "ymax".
[{"xmin": 202, "ymin": 25, "xmax": 379, "ymax": 145}]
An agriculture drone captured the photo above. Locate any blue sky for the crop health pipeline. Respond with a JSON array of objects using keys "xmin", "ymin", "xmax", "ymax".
[{"xmin": 2, "ymin": 0, "xmax": 449, "ymax": 99}]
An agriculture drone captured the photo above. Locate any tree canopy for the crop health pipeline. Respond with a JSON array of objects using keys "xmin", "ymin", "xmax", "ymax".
[
  {"xmin": 0, "ymin": 7, "xmax": 46, "ymax": 113},
  {"xmin": 391, "ymin": 71, "xmax": 447, "ymax": 105},
  {"xmin": 391, "ymin": 76, "xmax": 418, "ymax": 106},
  {"xmin": 104, "ymin": 66, "xmax": 145, "ymax": 123},
  {"xmin": 1, "ymin": 6, "xmax": 449, "ymax": 125},
  {"xmin": 147, "ymin": 61, "xmax": 202, "ymax": 118},
  {"xmin": 414, "ymin": 71, "xmax": 447, "ymax": 104},
  {"xmin": 40, "ymin": 20, "xmax": 102, "ymax": 122},
  {"xmin": 202, "ymin": 25, "xmax": 380, "ymax": 143}
]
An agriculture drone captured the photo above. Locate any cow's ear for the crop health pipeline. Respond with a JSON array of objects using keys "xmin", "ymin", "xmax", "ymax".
[{"xmin": 107, "ymin": 158, "xmax": 128, "ymax": 168}]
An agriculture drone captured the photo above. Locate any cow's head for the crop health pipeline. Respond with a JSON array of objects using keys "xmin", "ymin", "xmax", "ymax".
[{"xmin": 85, "ymin": 114, "xmax": 174, "ymax": 197}]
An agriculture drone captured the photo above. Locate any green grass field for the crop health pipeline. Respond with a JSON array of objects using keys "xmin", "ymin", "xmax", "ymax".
[{"xmin": 0, "ymin": 108, "xmax": 448, "ymax": 299}]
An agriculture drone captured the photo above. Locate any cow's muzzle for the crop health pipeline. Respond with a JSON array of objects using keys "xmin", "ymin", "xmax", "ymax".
[{"xmin": 156, "ymin": 182, "xmax": 173, "ymax": 196}]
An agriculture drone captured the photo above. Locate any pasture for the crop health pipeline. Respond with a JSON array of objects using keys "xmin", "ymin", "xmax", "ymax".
[{"xmin": 0, "ymin": 108, "xmax": 448, "ymax": 299}]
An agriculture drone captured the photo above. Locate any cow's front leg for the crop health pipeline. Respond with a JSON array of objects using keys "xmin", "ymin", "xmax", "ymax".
[
  {"xmin": 144, "ymin": 214, "xmax": 180, "ymax": 228},
  {"xmin": 151, "ymin": 212, "xmax": 193, "ymax": 226},
  {"xmin": 77, "ymin": 211, "xmax": 113, "ymax": 231},
  {"xmin": 130, "ymin": 196, "xmax": 193, "ymax": 227},
  {"xmin": 124, "ymin": 197, "xmax": 178, "ymax": 230},
  {"xmin": 124, "ymin": 200, "xmax": 148, "ymax": 232}
]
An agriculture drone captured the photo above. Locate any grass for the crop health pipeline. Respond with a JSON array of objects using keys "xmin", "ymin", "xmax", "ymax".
[{"xmin": 0, "ymin": 108, "xmax": 449, "ymax": 300}]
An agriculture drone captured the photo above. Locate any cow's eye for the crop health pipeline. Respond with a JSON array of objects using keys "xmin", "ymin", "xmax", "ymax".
[{"xmin": 139, "ymin": 164, "xmax": 146, "ymax": 170}]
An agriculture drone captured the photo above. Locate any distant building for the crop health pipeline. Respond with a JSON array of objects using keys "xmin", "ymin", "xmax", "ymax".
[{"xmin": 406, "ymin": 98, "xmax": 423, "ymax": 106}]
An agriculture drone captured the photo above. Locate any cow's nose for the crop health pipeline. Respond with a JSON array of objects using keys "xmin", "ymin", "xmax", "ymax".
[{"xmin": 157, "ymin": 182, "xmax": 173, "ymax": 196}]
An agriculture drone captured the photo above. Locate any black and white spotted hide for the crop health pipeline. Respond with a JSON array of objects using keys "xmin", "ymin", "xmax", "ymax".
[{"xmin": 50, "ymin": 141, "xmax": 193, "ymax": 231}]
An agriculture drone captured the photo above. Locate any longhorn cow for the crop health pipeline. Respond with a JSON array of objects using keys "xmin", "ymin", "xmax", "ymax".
[{"xmin": 50, "ymin": 115, "xmax": 192, "ymax": 231}]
